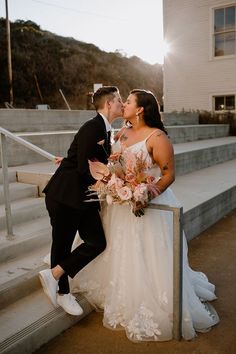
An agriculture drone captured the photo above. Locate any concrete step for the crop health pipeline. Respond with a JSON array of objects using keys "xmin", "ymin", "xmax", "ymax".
[
  {"xmin": 0, "ymin": 245, "xmax": 49, "ymax": 309},
  {"xmin": 14, "ymin": 137, "xmax": 236, "ymax": 190},
  {"xmin": 174, "ymin": 136, "xmax": 236, "ymax": 175},
  {"xmin": 167, "ymin": 124, "xmax": 229, "ymax": 143},
  {"xmin": 0, "ymin": 170, "xmax": 16, "ymax": 184},
  {"xmin": 0, "ymin": 216, "xmax": 50, "ymax": 263},
  {"xmin": 0, "ymin": 289, "xmax": 93, "ymax": 354},
  {"xmin": 1, "ymin": 124, "xmax": 231, "ymax": 167},
  {"xmin": 172, "ymin": 158, "xmax": 236, "ymax": 239},
  {"xmin": 0, "ymin": 182, "xmax": 38, "ymax": 204},
  {"xmin": 0, "ymin": 197, "xmax": 47, "ymax": 231}
]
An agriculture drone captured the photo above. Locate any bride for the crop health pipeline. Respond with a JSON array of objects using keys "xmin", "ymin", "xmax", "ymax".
[{"xmin": 70, "ymin": 89, "xmax": 219, "ymax": 341}]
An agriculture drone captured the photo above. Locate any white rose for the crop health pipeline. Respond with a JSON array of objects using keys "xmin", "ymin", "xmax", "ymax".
[{"xmin": 117, "ymin": 186, "xmax": 132, "ymax": 201}]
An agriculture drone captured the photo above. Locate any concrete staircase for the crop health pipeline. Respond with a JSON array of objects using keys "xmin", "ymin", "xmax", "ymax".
[{"xmin": 0, "ymin": 110, "xmax": 236, "ymax": 353}]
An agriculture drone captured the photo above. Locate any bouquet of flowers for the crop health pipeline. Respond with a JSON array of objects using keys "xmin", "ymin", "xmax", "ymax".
[{"xmin": 88, "ymin": 150, "xmax": 161, "ymax": 216}]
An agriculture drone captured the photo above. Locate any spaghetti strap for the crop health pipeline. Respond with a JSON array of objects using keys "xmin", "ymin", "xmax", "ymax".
[{"xmin": 144, "ymin": 129, "xmax": 160, "ymax": 142}]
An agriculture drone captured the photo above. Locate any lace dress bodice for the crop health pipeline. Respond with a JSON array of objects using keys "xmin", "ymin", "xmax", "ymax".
[{"xmin": 112, "ymin": 136, "xmax": 161, "ymax": 179}]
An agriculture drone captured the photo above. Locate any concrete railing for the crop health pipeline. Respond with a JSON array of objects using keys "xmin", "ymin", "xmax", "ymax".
[{"xmin": 149, "ymin": 203, "xmax": 183, "ymax": 340}]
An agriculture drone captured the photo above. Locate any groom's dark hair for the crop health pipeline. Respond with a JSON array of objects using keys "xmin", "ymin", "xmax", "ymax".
[{"xmin": 93, "ymin": 86, "xmax": 119, "ymax": 110}]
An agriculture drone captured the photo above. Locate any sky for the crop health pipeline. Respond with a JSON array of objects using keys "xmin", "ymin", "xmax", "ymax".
[{"xmin": 2, "ymin": 0, "xmax": 164, "ymax": 65}]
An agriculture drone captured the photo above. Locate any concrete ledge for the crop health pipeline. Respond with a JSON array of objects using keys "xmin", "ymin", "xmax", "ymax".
[
  {"xmin": 175, "ymin": 139, "xmax": 236, "ymax": 175},
  {"xmin": 183, "ymin": 185, "xmax": 236, "ymax": 240},
  {"xmin": 168, "ymin": 124, "xmax": 229, "ymax": 143},
  {"xmin": 162, "ymin": 112, "xmax": 199, "ymax": 125},
  {"xmin": 0, "ymin": 110, "xmax": 199, "ymax": 135},
  {"xmin": 0, "ymin": 109, "xmax": 95, "ymax": 132},
  {"xmin": 17, "ymin": 171, "xmax": 53, "ymax": 196}
]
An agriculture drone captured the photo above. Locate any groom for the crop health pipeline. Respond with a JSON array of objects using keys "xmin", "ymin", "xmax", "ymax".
[{"xmin": 39, "ymin": 86, "xmax": 123, "ymax": 315}]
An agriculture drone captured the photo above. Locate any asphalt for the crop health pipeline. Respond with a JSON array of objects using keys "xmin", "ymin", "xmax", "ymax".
[{"xmin": 36, "ymin": 209, "xmax": 236, "ymax": 354}]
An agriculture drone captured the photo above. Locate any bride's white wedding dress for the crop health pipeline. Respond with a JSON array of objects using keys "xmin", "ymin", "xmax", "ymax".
[{"xmin": 70, "ymin": 137, "xmax": 219, "ymax": 341}]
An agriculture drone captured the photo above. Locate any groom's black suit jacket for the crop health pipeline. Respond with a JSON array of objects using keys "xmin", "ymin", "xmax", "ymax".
[{"xmin": 43, "ymin": 114, "xmax": 110, "ymax": 209}]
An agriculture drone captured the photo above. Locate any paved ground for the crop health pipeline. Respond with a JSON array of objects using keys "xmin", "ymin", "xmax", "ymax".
[{"xmin": 36, "ymin": 209, "xmax": 236, "ymax": 354}]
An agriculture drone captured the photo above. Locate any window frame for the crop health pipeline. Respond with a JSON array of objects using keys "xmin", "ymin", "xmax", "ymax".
[
  {"xmin": 211, "ymin": 3, "xmax": 236, "ymax": 60},
  {"xmin": 213, "ymin": 94, "xmax": 236, "ymax": 111}
]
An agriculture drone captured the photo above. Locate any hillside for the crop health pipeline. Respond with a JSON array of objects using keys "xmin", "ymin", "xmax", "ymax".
[{"xmin": 0, "ymin": 19, "xmax": 163, "ymax": 109}]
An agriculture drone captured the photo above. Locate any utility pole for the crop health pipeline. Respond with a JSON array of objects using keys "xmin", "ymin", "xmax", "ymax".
[{"xmin": 5, "ymin": 0, "xmax": 13, "ymax": 105}]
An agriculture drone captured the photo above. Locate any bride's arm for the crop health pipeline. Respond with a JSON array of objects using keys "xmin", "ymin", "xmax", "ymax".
[{"xmin": 150, "ymin": 132, "xmax": 175, "ymax": 194}]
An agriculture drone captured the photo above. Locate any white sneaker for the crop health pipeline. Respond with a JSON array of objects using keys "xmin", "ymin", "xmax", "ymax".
[
  {"xmin": 39, "ymin": 269, "xmax": 58, "ymax": 307},
  {"xmin": 57, "ymin": 293, "xmax": 83, "ymax": 316}
]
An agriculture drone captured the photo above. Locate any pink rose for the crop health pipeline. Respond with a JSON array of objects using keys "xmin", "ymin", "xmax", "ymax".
[
  {"xmin": 117, "ymin": 186, "xmax": 132, "ymax": 201},
  {"xmin": 125, "ymin": 173, "xmax": 137, "ymax": 184},
  {"xmin": 108, "ymin": 174, "xmax": 124, "ymax": 189}
]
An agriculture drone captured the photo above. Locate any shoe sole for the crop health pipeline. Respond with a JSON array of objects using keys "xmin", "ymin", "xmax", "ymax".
[
  {"xmin": 57, "ymin": 298, "xmax": 83, "ymax": 316},
  {"xmin": 59, "ymin": 308, "xmax": 83, "ymax": 316},
  {"xmin": 39, "ymin": 271, "xmax": 58, "ymax": 307}
]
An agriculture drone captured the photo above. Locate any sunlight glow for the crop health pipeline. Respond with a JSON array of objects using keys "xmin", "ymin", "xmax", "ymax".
[{"xmin": 163, "ymin": 41, "xmax": 171, "ymax": 57}]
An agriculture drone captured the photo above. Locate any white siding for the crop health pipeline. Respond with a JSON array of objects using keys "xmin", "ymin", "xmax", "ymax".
[{"xmin": 163, "ymin": 0, "xmax": 236, "ymax": 112}]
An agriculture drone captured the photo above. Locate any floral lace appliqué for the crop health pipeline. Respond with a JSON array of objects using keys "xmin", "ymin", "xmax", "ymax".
[{"xmin": 127, "ymin": 303, "xmax": 161, "ymax": 340}]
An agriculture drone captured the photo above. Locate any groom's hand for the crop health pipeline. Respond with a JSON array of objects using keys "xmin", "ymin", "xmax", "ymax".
[{"xmin": 55, "ymin": 156, "xmax": 63, "ymax": 165}]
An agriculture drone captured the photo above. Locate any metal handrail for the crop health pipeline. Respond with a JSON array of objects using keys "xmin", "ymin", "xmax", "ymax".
[
  {"xmin": 0, "ymin": 126, "xmax": 183, "ymax": 340},
  {"xmin": 0, "ymin": 126, "xmax": 55, "ymax": 239}
]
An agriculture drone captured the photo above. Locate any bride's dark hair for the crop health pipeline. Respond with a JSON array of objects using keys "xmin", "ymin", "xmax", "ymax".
[{"xmin": 130, "ymin": 89, "xmax": 168, "ymax": 135}]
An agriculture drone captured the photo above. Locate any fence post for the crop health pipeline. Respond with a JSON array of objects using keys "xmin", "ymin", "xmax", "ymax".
[
  {"xmin": 173, "ymin": 206, "xmax": 183, "ymax": 340},
  {"xmin": 0, "ymin": 133, "xmax": 14, "ymax": 239}
]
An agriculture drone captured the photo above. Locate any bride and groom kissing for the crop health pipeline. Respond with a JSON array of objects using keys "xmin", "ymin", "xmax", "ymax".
[{"xmin": 39, "ymin": 86, "xmax": 219, "ymax": 341}]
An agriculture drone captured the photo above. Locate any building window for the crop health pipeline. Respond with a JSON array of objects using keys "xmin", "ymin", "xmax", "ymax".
[
  {"xmin": 214, "ymin": 6, "xmax": 236, "ymax": 56},
  {"xmin": 214, "ymin": 95, "xmax": 235, "ymax": 110}
]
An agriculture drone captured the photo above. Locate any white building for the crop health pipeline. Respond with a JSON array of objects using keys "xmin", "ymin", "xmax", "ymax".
[{"xmin": 163, "ymin": 0, "xmax": 236, "ymax": 113}]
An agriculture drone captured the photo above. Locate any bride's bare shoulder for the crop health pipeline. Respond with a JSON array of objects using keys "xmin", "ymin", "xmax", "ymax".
[
  {"xmin": 149, "ymin": 129, "xmax": 172, "ymax": 149},
  {"xmin": 114, "ymin": 126, "xmax": 129, "ymax": 142}
]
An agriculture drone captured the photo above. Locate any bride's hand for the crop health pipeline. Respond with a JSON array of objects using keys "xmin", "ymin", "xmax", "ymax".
[
  {"xmin": 133, "ymin": 208, "xmax": 145, "ymax": 217},
  {"xmin": 132, "ymin": 202, "xmax": 145, "ymax": 217}
]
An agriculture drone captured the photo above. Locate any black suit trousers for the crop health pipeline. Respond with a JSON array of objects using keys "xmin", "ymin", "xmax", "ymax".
[{"xmin": 45, "ymin": 196, "xmax": 106, "ymax": 294}]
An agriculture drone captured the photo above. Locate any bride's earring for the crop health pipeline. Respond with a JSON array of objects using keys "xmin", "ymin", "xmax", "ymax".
[{"xmin": 136, "ymin": 113, "xmax": 140, "ymax": 124}]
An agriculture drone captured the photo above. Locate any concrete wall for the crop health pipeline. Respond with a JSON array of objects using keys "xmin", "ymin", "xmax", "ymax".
[
  {"xmin": 0, "ymin": 109, "xmax": 123, "ymax": 132},
  {"xmin": 163, "ymin": 0, "xmax": 236, "ymax": 112}
]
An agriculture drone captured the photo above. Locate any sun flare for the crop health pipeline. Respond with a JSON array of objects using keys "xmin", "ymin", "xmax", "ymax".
[{"xmin": 163, "ymin": 40, "xmax": 170, "ymax": 56}]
